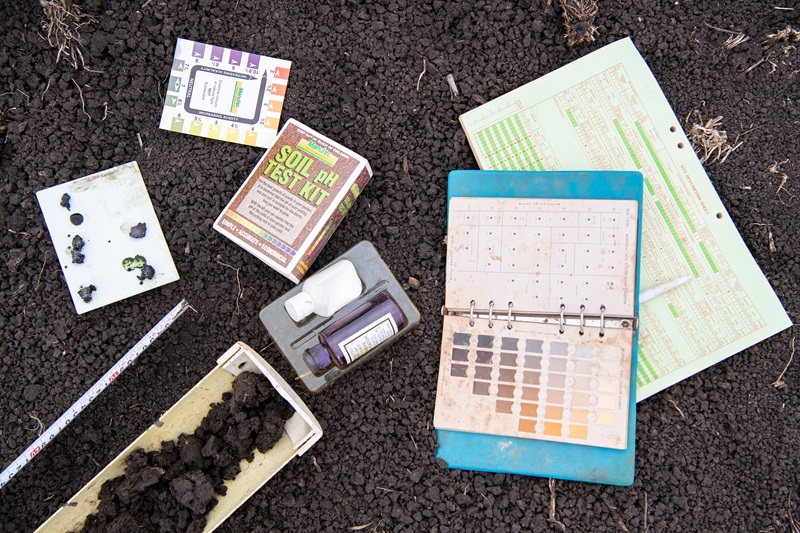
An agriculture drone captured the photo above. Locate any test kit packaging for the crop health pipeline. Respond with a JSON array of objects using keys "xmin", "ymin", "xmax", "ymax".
[
  {"xmin": 260, "ymin": 241, "xmax": 421, "ymax": 394},
  {"xmin": 214, "ymin": 119, "xmax": 373, "ymax": 283},
  {"xmin": 36, "ymin": 343, "xmax": 322, "ymax": 533}
]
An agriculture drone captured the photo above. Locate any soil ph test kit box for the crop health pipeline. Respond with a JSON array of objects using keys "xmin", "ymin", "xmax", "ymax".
[{"xmin": 214, "ymin": 119, "xmax": 373, "ymax": 283}]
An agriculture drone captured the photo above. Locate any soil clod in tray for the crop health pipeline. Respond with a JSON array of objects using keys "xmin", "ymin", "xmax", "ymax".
[{"xmin": 76, "ymin": 371, "xmax": 293, "ymax": 533}]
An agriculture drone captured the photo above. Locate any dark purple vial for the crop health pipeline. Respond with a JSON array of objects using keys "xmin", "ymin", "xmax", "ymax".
[{"xmin": 303, "ymin": 291, "xmax": 407, "ymax": 375}]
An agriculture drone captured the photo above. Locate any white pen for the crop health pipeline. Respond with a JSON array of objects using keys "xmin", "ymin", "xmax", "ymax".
[{"xmin": 639, "ymin": 275, "xmax": 693, "ymax": 304}]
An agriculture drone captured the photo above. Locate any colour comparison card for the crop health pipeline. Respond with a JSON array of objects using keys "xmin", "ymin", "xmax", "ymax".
[
  {"xmin": 159, "ymin": 39, "xmax": 291, "ymax": 148},
  {"xmin": 437, "ymin": 318, "xmax": 632, "ymax": 450},
  {"xmin": 434, "ymin": 193, "xmax": 638, "ymax": 450}
]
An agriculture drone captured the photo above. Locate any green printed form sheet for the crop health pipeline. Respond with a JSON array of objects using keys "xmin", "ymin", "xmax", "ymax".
[{"xmin": 459, "ymin": 38, "xmax": 792, "ymax": 401}]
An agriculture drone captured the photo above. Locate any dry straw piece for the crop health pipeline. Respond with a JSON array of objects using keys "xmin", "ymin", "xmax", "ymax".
[
  {"xmin": 559, "ymin": 0, "xmax": 599, "ymax": 46},
  {"xmin": 765, "ymin": 26, "xmax": 800, "ymax": 44},
  {"xmin": 39, "ymin": 0, "xmax": 95, "ymax": 69},
  {"xmin": 687, "ymin": 114, "xmax": 743, "ymax": 164}
]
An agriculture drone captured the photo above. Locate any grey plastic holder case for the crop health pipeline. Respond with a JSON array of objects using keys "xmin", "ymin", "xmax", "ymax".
[{"xmin": 260, "ymin": 241, "xmax": 420, "ymax": 393}]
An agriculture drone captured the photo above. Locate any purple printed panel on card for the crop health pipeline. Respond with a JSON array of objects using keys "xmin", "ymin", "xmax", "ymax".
[{"xmin": 191, "ymin": 41, "xmax": 205, "ymax": 58}]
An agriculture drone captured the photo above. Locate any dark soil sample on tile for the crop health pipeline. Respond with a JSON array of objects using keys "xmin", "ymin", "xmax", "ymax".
[
  {"xmin": 122, "ymin": 254, "xmax": 157, "ymax": 284},
  {"xmin": 129, "ymin": 223, "xmax": 147, "ymax": 239},
  {"xmin": 76, "ymin": 371, "xmax": 293, "ymax": 533},
  {"xmin": 77, "ymin": 284, "xmax": 96, "ymax": 303},
  {"xmin": 71, "ymin": 235, "xmax": 85, "ymax": 264}
]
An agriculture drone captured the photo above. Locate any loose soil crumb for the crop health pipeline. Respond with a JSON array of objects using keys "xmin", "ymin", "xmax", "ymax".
[
  {"xmin": 129, "ymin": 223, "xmax": 147, "ymax": 239},
  {"xmin": 77, "ymin": 371, "xmax": 292, "ymax": 533},
  {"xmin": 77, "ymin": 284, "xmax": 96, "ymax": 302}
]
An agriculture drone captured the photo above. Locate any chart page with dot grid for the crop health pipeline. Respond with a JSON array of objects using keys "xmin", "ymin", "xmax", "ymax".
[{"xmin": 434, "ymin": 197, "xmax": 637, "ymax": 449}]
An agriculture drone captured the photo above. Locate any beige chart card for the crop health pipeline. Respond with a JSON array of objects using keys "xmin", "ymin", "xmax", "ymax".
[
  {"xmin": 445, "ymin": 197, "xmax": 639, "ymax": 317},
  {"xmin": 459, "ymin": 38, "xmax": 792, "ymax": 401},
  {"xmin": 434, "ymin": 317, "xmax": 633, "ymax": 449},
  {"xmin": 435, "ymin": 196, "xmax": 638, "ymax": 448}
]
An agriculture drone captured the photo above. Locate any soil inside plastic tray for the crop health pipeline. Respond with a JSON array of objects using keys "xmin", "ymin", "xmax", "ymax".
[{"xmin": 77, "ymin": 371, "xmax": 293, "ymax": 533}]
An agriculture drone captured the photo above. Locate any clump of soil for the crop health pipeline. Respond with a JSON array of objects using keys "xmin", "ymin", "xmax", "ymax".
[
  {"xmin": 129, "ymin": 223, "xmax": 147, "ymax": 239},
  {"xmin": 71, "ymin": 235, "xmax": 85, "ymax": 264},
  {"xmin": 77, "ymin": 371, "xmax": 293, "ymax": 533},
  {"xmin": 77, "ymin": 284, "xmax": 96, "ymax": 302},
  {"xmin": 122, "ymin": 254, "xmax": 156, "ymax": 283}
]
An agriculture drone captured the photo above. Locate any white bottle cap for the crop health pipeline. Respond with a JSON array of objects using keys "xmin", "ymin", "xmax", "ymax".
[{"xmin": 285, "ymin": 291, "xmax": 315, "ymax": 322}]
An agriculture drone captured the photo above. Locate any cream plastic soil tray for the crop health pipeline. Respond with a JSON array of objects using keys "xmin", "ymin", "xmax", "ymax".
[{"xmin": 35, "ymin": 342, "xmax": 322, "ymax": 533}]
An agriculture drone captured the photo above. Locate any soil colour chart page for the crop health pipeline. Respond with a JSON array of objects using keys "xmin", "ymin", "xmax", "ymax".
[
  {"xmin": 458, "ymin": 38, "xmax": 791, "ymax": 401},
  {"xmin": 434, "ymin": 197, "xmax": 637, "ymax": 449},
  {"xmin": 159, "ymin": 39, "xmax": 291, "ymax": 148},
  {"xmin": 437, "ymin": 316, "xmax": 632, "ymax": 449}
]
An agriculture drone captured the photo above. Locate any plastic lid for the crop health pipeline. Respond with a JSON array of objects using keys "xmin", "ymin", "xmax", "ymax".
[
  {"xmin": 285, "ymin": 291, "xmax": 315, "ymax": 322},
  {"xmin": 303, "ymin": 343, "xmax": 333, "ymax": 375}
]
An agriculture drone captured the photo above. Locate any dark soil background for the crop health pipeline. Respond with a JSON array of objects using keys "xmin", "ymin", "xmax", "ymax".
[{"xmin": 1, "ymin": 1, "xmax": 798, "ymax": 531}]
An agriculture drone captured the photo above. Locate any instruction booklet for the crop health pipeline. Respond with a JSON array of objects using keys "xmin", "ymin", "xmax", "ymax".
[{"xmin": 435, "ymin": 169, "xmax": 643, "ymax": 485}]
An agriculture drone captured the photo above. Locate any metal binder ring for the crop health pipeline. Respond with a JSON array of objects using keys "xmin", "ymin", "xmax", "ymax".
[
  {"xmin": 599, "ymin": 305, "xmax": 606, "ymax": 337},
  {"xmin": 579, "ymin": 305, "xmax": 586, "ymax": 336},
  {"xmin": 507, "ymin": 302, "xmax": 513, "ymax": 330},
  {"xmin": 559, "ymin": 304, "xmax": 565, "ymax": 334},
  {"xmin": 487, "ymin": 301, "xmax": 495, "ymax": 328},
  {"xmin": 469, "ymin": 300, "xmax": 475, "ymax": 327}
]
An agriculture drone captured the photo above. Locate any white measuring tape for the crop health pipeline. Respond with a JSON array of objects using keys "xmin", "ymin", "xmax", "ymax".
[{"xmin": 0, "ymin": 299, "xmax": 191, "ymax": 489}]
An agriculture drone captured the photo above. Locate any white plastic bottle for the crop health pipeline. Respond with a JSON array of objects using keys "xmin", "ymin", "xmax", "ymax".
[{"xmin": 284, "ymin": 259, "xmax": 362, "ymax": 321}]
